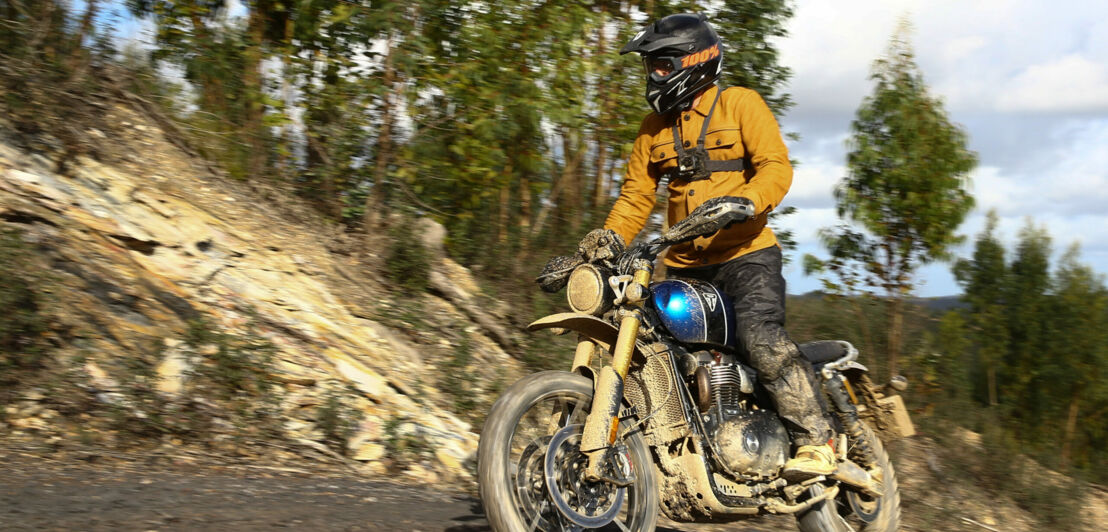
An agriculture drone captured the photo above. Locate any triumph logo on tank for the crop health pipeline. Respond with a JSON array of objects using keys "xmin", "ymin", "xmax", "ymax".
[{"xmin": 703, "ymin": 291, "xmax": 718, "ymax": 312}]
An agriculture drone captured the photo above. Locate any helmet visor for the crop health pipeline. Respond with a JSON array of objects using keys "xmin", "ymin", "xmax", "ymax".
[{"xmin": 643, "ymin": 56, "xmax": 683, "ymax": 83}]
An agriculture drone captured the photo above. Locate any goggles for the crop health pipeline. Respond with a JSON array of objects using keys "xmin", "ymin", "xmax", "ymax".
[{"xmin": 643, "ymin": 56, "xmax": 683, "ymax": 83}]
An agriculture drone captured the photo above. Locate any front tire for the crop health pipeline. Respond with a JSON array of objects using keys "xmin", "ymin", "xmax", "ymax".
[{"xmin": 477, "ymin": 371, "xmax": 659, "ymax": 531}]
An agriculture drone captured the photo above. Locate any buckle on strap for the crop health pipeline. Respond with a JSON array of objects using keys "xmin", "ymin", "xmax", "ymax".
[{"xmin": 666, "ymin": 159, "xmax": 744, "ymax": 182}]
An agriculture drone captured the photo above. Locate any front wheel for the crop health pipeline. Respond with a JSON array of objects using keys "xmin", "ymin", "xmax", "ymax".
[
  {"xmin": 795, "ymin": 423, "xmax": 902, "ymax": 532},
  {"xmin": 477, "ymin": 371, "xmax": 659, "ymax": 531}
]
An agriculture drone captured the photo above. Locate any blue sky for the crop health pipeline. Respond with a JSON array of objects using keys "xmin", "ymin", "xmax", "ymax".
[{"xmin": 772, "ymin": 0, "xmax": 1108, "ymax": 296}]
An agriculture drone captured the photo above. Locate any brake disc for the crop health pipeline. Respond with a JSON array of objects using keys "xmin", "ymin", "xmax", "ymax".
[
  {"xmin": 543, "ymin": 424, "xmax": 625, "ymax": 528},
  {"xmin": 515, "ymin": 436, "xmax": 554, "ymax": 524}
]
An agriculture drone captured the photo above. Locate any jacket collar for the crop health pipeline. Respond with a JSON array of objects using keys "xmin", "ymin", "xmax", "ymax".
[{"xmin": 690, "ymin": 85, "xmax": 720, "ymax": 116}]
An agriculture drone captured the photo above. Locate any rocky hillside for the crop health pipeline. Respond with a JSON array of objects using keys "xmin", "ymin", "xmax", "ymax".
[
  {"xmin": 0, "ymin": 88, "xmax": 529, "ymax": 483},
  {"xmin": 3, "ymin": 75, "xmax": 1105, "ymax": 532}
]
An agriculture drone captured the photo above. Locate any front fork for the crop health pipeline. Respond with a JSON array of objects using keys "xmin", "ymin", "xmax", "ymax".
[{"xmin": 579, "ymin": 269, "xmax": 651, "ymax": 481}]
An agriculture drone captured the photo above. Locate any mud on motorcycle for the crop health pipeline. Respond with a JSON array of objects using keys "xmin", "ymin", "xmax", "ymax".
[{"xmin": 478, "ymin": 197, "xmax": 915, "ymax": 532}]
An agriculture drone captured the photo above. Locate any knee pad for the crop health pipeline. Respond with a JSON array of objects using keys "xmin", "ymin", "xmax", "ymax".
[{"xmin": 749, "ymin": 339, "xmax": 802, "ymax": 383}]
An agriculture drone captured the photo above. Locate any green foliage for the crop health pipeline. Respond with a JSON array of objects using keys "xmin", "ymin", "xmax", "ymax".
[
  {"xmin": 111, "ymin": 318, "xmax": 283, "ymax": 441},
  {"xmin": 384, "ymin": 218, "xmax": 431, "ymax": 295},
  {"xmin": 953, "ymin": 211, "xmax": 1010, "ymax": 406},
  {"xmin": 833, "ymin": 24, "xmax": 977, "ymax": 279},
  {"xmin": 0, "ymin": 229, "xmax": 50, "ymax": 377},
  {"xmin": 440, "ymin": 336, "xmax": 477, "ymax": 417},
  {"xmin": 947, "ymin": 216, "xmax": 1108, "ymax": 480},
  {"xmin": 932, "ymin": 310, "xmax": 972, "ymax": 402},
  {"xmin": 382, "ymin": 414, "xmax": 433, "ymax": 468},
  {"xmin": 713, "ymin": 0, "xmax": 795, "ymax": 115},
  {"xmin": 315, "ymin": 381, "xmax": 365, "ymax": 454},
  {"xmin": 184, "ymin": 318, "xmax": 277, "ymax": 402}
]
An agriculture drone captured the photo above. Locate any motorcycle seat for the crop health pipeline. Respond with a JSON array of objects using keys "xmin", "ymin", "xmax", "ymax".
[{"xmin": 798, "ymin": 340, "xmax": 848, "ymax": 365}]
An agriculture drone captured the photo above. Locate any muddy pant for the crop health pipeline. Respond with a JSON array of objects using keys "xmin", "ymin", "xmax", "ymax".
[{"xmin": 669, "ymin": 245, "xmax": 833, "ymax": 447}]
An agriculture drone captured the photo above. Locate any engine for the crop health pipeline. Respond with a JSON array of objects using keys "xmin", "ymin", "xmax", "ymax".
[{"xmin": 692, "ymin": 351, "xmax": 790, "ymax": 478}]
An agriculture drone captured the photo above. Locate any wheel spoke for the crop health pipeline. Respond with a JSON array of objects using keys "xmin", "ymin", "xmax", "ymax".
[
  {"xmin": 525, "ymin": 508, "xmax": 543, "ymax": 532},
  {"xmin": 482, "ymin": 376, "xmax": 652, "ymax": 532},
  {"xmin": 566, "ymin": 396, "xmax": 588, "ymax": 424}
]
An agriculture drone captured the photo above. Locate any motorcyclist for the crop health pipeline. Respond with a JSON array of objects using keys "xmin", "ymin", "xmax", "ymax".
[{"xmin": 600, "ymin": 12, "xmax": 836, "ymax": 479}]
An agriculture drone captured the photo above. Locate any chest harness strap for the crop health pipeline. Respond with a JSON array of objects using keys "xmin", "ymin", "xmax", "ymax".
[{"xmin": 668, "ymin": 89, "xmax": 744, "ymax": 182}]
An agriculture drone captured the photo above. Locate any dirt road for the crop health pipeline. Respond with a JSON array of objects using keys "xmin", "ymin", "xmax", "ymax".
[
  {"xmin": 1, "ymin": 452, "xmax": 486, "ymax": 531},
  {"xmin": 0, "ymin": 450, "xmax": 793, "ymax": 532}
]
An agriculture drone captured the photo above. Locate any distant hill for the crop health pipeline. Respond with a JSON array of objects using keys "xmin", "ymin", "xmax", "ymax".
[{"xmin": 790, "ymin": 291, "xmax": 968, "ymax": 314}]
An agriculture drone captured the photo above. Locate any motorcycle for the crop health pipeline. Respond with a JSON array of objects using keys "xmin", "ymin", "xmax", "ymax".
[{"xmin": 477, "ymin": 197, "xmax": 913, "ymax": 531}]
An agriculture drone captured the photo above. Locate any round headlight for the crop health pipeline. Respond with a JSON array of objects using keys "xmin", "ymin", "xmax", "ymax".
[{"xmin": 566, "ymin": 264, "xmax": 611, "ymax": 316}]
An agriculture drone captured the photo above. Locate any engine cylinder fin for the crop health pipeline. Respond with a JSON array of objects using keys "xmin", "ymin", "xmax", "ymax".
[{"xmin": 709, "ymin": 364, "xmax": 744, "ymax": 410}]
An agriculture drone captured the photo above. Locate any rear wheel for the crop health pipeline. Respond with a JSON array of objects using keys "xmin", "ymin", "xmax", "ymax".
[
  {"xmin": 840, "ymin": 423, "xmax": 901, "ymax": 531},
  {"xmin": 795, "ymin": 423, "xmax": 901, "ymax": 532},
  {"xmin": 477, "ymin": 371, "xmax": 659, "ymax": 531}
]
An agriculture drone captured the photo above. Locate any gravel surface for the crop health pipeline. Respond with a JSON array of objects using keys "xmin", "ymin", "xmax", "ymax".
[{"xmin": 0, "ymin": 449, "xmax": 795, "ymax": 532}]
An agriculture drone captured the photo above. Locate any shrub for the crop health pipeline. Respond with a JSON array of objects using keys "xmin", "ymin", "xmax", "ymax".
[
  {"xmin": 382, "ymin": 414, "xmax": 432, "ymax": 469},
  {"xmin": 315, "ymin": 381, "xmax": 364, "ymax": 454},
  {"xmin": 384, "ymin": 217, "xmax": 431, "ymax": 295},
  {"xmin": 0, "ymin": 228, "xmax": 50, "ymax": 383}
]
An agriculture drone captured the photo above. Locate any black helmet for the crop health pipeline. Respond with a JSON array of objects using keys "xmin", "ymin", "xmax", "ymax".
[{"xmin": 621, "ymin": 13, "xmax": 723, "ymax": 115}]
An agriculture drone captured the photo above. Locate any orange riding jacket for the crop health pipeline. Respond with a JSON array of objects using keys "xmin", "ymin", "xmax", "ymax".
[{"xmin": 603, "ymin": 84, "xmax": 793, "ymax": 268}]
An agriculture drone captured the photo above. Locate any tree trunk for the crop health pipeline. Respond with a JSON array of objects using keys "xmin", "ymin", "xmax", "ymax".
[
  {"xmin": 242, "ymin": 8, "xmax": 267, "ymax": 179},
  {"xmin": 593, "ymin": 9, "xmax": 611, "ymax": 210},
  {"xmin": 306, "ymin": 131, "xmax": 339, "ymax": 219},
  {"xmin": 531, "ymin": 131, "xmax": 586, "ymax": 238},
  {"xmin": 986, "ymin": 364, "xmax": 998, "ymax": 406},
  {"xmin": 514, "ymin": 173, "xmax": 532, "ymax": 278},
  {"xmin": 887, "ymin": 295, "xmax": 903, "ymax": 379},
  {"xmin": 364, "ymin": 34, "xmax": 398, "ymax": 230},
  {"xmin": 560, "ymin": 129, "xmax": 582, "ymax": 232},
  {"xmin": 276, "ymin": 14, "xmax": 295, "ymax": 179},
  {"xmin": 1061, "ymin": 391, "xmax": 1080, "ymax": 469},
  {"xmin": 850, "ymin": 295, "xmax": 877, "ymax": 365},
  {"xmin": 497, "ymin": 165, "xmax": 511, "ymax": 244},
  {"xmin": 66, "ymin": 0, "xmax": 96, "ymax": 73},
  {"xmin": 519, "ymin": 174, "xmax": 532, "ymax": 237},
  {"xmin": 28, "ymin": 1, "xmax": 57, "ymax": 59},
  {"xmin": 187, "ymin": 12, "xmax": 229, "ymax": 121}
]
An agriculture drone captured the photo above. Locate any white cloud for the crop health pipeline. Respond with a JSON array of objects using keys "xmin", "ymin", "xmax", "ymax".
[
  {"xmin": 773, "ymin": 207, "xmax": 838, "ymax": 249},
  {"xmin": 969, "ymin": 120, "xmax": 1108, "ymax": 217},
  {"xmin": 774, "ymin": 0, "xmax": 1108, "ymax": 295},
  {"xmin": 997, "ymin": 55, "xmax": 1108, "ymax": 112},
  {"xmin": 778, "ymin": 0, "xmax": 1108, "ymax": 116},
  {"xmin": 786, "ymin": 158, "xmax": 843, "ymax": 208}
]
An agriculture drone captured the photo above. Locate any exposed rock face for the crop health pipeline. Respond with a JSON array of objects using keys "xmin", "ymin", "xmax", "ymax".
[{"xmin": 0, "ymin": 101, "xmax": 527, "ymax": 481}]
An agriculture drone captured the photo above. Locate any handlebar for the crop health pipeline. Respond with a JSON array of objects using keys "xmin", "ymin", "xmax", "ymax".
[{"xmin": 619, "ymin": 196, "xmax": 756, "ymax": 271}]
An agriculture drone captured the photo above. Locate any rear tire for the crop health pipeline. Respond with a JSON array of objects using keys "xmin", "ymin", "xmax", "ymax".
[
  {"xmin": 841, "ymin": 424, "xmax": 901, "ymax": 531},
  {"xmin": 794, "ymin": 422, "xmax": 901, "ymax": 532},
  {"xmin": 477, "ymin": 371, "xmax": 659, "ymax": 531},
  {"xmin": 795, "ymin": 484, "xmax": 852, "ymax": 532}
]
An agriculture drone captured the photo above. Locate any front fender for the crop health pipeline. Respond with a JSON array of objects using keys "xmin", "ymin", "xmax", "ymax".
[{"xmin": 527, "ymin": 312, "xmax": 648, "ymax": 361}]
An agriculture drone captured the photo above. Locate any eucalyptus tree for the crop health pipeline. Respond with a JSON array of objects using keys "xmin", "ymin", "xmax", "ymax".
[
  {"xmin": 954, "ymin": 211, "xmax": 1010, "ymax": 406},
  {"xmin": 816, "ymin": 25, "xmax": 976, "ymax": 379},
  {"xmin": 1002, "ymin": 221, "xmax": 1053, "ymax": 427},
  {"xmin": 1047, "ymin": 244, "xmax": 1108, "ymax": 468}
]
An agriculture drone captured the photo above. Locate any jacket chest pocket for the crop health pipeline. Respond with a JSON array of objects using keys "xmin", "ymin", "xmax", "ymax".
[
  {"xmin": 649, "ymin": 142, "xmax": 678, "ymax": 165},
  {"xmin": 704, "ymin": 128, "xmax": 741, "ymax": 157}
]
